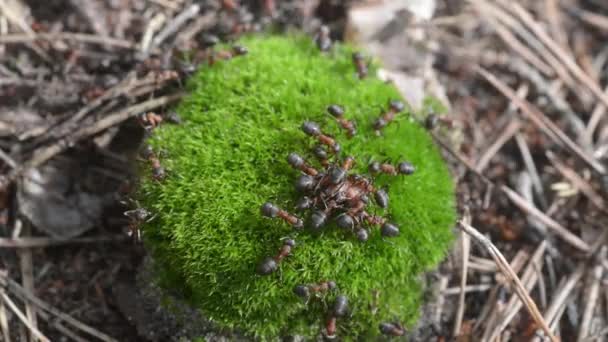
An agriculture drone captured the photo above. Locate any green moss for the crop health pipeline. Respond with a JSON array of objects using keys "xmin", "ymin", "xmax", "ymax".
[{"xmin": 139, "ymin": 35, "xmax": 456, "ymax": 339}]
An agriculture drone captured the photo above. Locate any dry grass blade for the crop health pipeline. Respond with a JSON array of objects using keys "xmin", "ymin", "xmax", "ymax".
[
  {"xmin": 577, "ymin": 247, "xmax": 605, "ymax": 341},
  {"xmin": 0, "ymin": 32, "xmax": 137, "ymax": 49},
  {"xmin": 501, "ymin": 185, "xmax": 590, "ymax": 251},
  {"xmin": 546, "ymin": 152, "xmax": 605, "ymax": 211},
  {"xmin": 0, "ymin": 92, "xmax": 183, "ymax": 189},
  {"xmin": 475, "ymin": 119, "xmax": 521, "ymax": 172},
  {"xmin": 475, "ymin": 66, "xmax": 606, "ymax": 174},
  {"xmin": 0, "ymin": 290, "xmax": 50, "ymax": 342},
  {"xmin": 0, "ymin": 286, "xmax": 10, "ymax": 342},
  {"xmin": 18, "ymin": 222, "xmax": 38, "ymax": 342},
  {"xmin": 458, "ymin": 220, "xmax": 557, "ymax": 342},
  {"xmin": 0, "ymin": 235, "xmax": 127, "ymax": 248},
  {"xmin": 453, "ymin": 215, "xmax": 471, "ymax": 337},
  {"xmin": 503, "ymin": 1, "xmax": 608, "ymax": 118},
  {"xmin": 2, "ymin": 274, "xmax": 118, "ymax": 342}
]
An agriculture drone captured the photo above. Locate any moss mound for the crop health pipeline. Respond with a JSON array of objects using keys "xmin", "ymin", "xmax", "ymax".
[{"xmin": 139, "ymin": 35, "xmax": 455, "ymax": 339}]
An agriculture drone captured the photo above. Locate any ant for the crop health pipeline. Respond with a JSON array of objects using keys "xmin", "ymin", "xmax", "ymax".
[
  {"xmin": 313, "ymin": 145, "xmax": 330, "ymax": 167},
  {"xmin": 374, "ymin": 188, "xmax": 389, "ymax": 208},
  {"xmin": 314, "ymin": 25, "xmax": 332, "ymax": 52},
  {"xmin": 425, "ymin": 113, "xmax": 455, "ymax": 130},
  {"xmin": 140, "ymin": 145, "xmax": 166, "ymax": 181},
  {"xmin": 368, "ymin": 161, "xmax": 415, "ymax": 176},
  {"xmin": 256, "ymin": 238, "xmax": 295, "ymax": 275},
  {"xmin": 165, "ymin": 112, "xmax": 182, "ymax": 125},
  {"xmin": 352, "ymin": 52, "xmax": 368, "ymax": 79},
  {"xmin": 309, "ymin": 200, "xmax": 338, "ymax": 231},
  {"xmin": 379, "ymin": 322, "xmax": 406, "ymax": 336},
  {"xmin": 295, "ymin": 174, "xmax": 316, "ymax": 192},
  {"xmin": 138, "ymin": 112, "xmax": 163, "ymax": 131},
  {"xmin": 261, "ymin": 202, "xmax": 304, "ymax": 229},
  {"xmin": 123, "ymin": 207, "xmax": 153, "ymax": 243},
  {"xmin": 301, "ymin": 121, "xmax": 341, "ymax": 154},
  {"xmin": 295, "ymin": 196, "xmax": 315, "ymax": 211},
  {"xmin": 293, "ymin": 280, "xmax": 336, "ymax": 300},
  {"xmin": 326, "ymin": 295, "xmax": 349, "ymax": 339},
  {"xmin": 288, "ymin": 153, "xmax": 319, "ymax": 176},
  {"xmin": 329, "ymin": 156, "xmax": 354, "ymax": 185},
  {"xmin": 373, "ymin": 100, "xmax": 405, "ymax": 132},
  {"xmin": 327, "ymin": 105, "xmax": 356, "ymax": 137},
  {"xmin": 209, "ymin": 45, "xmax": 248, "ymax": 65}
]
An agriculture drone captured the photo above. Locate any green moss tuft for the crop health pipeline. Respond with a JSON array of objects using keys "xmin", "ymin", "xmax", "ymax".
[{"xmin": 139, "ymin": 35, "xmax": 456, "ymax": 339}]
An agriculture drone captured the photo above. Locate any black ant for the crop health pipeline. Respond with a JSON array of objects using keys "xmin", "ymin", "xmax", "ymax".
[
  {"xmin": 327, "ymin": 105, "xmax": 356, "ymax": 137},
  {"xmin": 309, "ymin": 200, "xmax": 338, "ymax": 232},
  {"xmin": 301, "ymin": 121, "xmax": 341, "ymax": 154},
  {"xmin": 368, "ymin": 161, "xmax": 415, "ymax": 176},
  {"xmin": 314, "ymin": 25, "xmax": 332, "ymax": 52},
  {"xmin": 313, "ymin": 145, "xmax": 329, "ymax": 167},
  {"xmin": 256, "ymin": 238, "xmax": 295, "ymax": 275},
  {"xmin": 379, "ymin": 322, "xmax": 406, "ymax": 336},
  {"xmin": 373, "ymin": 100, "xmax": 405, "ymax": 132},
  {"xmin": 294, "ymin": 174, "xmax": 316, "ymax": 192},
  {"xmin": 352, "ymin": 52, "xmax": 368, "ymax": 79},
  {"xmin": 329, "ymin": 156, "xmax": 354, "ymax": 185},
  {"xmin": 374, "ymin": 188, "xmax": 389, "ymax": 208},
  {"xmin": 293, "ymin": 280, "xmax": 336, "ymax": 300},
  {"xmin": 326, "ymin": 295, "xmax": 349, "ymax": 339},
  {"xmin": 261, "ymin": 202, "xmax": 304, "ymax": 229},
  {"xmin": 288, "ymin": 153, "xmax": 319, "ymax": 176}
]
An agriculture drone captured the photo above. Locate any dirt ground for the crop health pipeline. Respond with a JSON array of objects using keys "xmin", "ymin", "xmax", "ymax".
[{"xmin": 1, "ymin": 0, "xmax": 607, "ymax": 341}]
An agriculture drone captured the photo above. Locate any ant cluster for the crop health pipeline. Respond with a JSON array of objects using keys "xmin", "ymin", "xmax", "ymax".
[{"xmin": 257, "ymin": 101, "xmax": 413, "ymax": 338}]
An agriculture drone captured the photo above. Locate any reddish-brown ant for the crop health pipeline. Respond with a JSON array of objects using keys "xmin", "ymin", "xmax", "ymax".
[
  {"xmin": 124, "ymin": 208, "xmax": 153, "ymax": 243},
  {"xmin": 352, "ymin": 52, "xmax": 368, "ymax": 79},
  {"xmin": 288, "ymin": 153, "xmax": 319, "ymax": 176},
  {"xmin": 293, "ymin": 280, "xmax": 336, "ymax": 300},
  {"xmin": 379, "ymin": 322, "xmax": 406, "ymax": 336},
  {"xmin": 261, "ymin": 202, "xmax": 304, "ymax": 229},
  {"xmin": 314, "ymin": 25, "xmax": 332, "ymax": 52},
  {"xmin": 140, "ymin": 145, "xmax": 166, "ymax": 181},
  {"xmin": 373, "ymin": 100, "xmax": 405, "ymax": 132},
  {"xmin": 425, "ymin": 113, "xmax": 455, "ymax": 130},
  {"xmin": 368, "ymin": 161, "xmax": 415, "ymax": 176},
  {"xmin": 256, "ymin": 239, "xmax": 295, "ymax": 275},
  {"xmin": 208, "ymin": 45, "xmax": 248, "ymax": 65},
  {"xmin": 326, "ymin": 295, "xmax": 349, "ymax": 339},
  {"xmin": 327, "ymin": 105, "xmax": 356, "ymax": 137},
  {"xmin": 302, "ymin": 121, "xmax": 341, "ymax": 154},
  {"xmin": 138, "ymin": 112, "xmax": 163, "ymax": 131}
]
